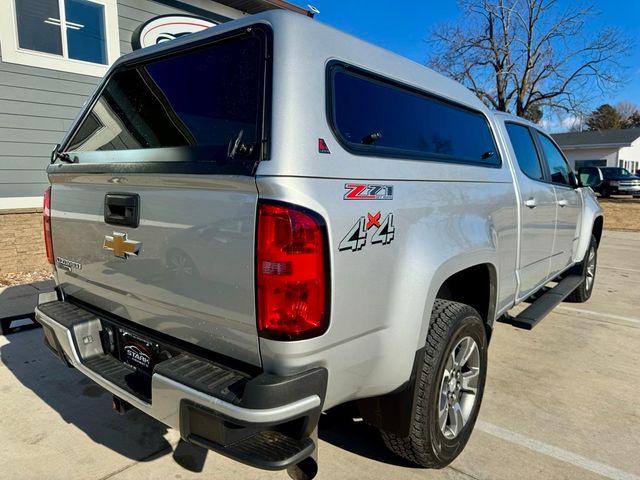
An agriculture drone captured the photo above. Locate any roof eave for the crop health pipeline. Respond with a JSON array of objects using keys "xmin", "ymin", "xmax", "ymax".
[
  {"xmin": 557, "ymin": 143, "xmax": 631, "ymax": 150},
  {"xmin": 213, "ymin": 0, "xmax": 313, "ymax": 16}
]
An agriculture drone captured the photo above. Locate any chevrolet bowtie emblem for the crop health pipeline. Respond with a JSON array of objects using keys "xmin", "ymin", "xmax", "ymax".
[{"xmin": 103, "ymin": 232, "xmax": 141, "ymax": 259}]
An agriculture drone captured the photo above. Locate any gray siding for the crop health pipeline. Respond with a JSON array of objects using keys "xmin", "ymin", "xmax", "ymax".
[
  {"xmin": 0, "ymin": 0, "xmax": 234, "ymax": 202},
  {"xmin": 117, "ymin": 0, "xmax": 228, "ymax": 55},
  {"xmin": 0, "ymin": 58, "xmax": 94, "ymax": 198}
]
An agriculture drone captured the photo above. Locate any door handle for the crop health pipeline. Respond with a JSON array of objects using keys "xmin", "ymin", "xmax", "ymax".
[
  {"xmin": 104, "ymin": 193, "xmax": 140, "ymax": 228},
  {"xmin": 524, "ymin": 198, "xmax": 537, "ymax": 209},
  {"xmin": 557, "ymin": 199, "xmax": 568, "ymax": 208}
]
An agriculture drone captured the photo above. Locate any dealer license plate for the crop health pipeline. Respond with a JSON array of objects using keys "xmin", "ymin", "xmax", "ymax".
[{"xmin": 119, "ymin": 330, "xmax": 159, "ymax": 375}]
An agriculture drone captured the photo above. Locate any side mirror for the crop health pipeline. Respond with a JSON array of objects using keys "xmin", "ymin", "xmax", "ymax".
[{"xmin": 568, "ymin": 171, "xmax": 581, "ymax": 189}]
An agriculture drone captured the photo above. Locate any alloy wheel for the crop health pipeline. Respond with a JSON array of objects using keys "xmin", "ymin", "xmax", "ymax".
[{"xmin": 438, "ymin": 336, "xmax": 481, "ymax": 439}]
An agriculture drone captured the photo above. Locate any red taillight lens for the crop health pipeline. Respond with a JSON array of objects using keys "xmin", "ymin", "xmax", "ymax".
[
  {"xmin": 43, "ymin": 187, "xmax": 54, "ymax": 265},
  {"xmin": 256, "ymin": 202, "xmax": 329, "ymax": 340}
]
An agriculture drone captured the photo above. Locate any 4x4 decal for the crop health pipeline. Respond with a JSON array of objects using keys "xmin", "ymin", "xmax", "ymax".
[{"xmin": 339, "ymin": 212, "xmax": 395, "ymax": 252}]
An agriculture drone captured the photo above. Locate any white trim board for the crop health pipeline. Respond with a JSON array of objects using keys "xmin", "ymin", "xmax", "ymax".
[{"xmin": 0, "ymin": 196, "xmax": 43, "ymax": 210}]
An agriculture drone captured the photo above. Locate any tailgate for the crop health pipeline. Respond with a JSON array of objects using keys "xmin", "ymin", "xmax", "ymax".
[
  {"xmin": 50, "ymin": 174, "xmax": 261, "ymax": 366},
  {"xmin": 46, "ymin": 24, "xmax": 273, "ymax": 367}
]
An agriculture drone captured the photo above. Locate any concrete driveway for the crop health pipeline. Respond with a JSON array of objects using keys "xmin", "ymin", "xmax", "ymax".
[{"xmin": 1, "ymin": 230, "xmax": 638, "ymax": 480}]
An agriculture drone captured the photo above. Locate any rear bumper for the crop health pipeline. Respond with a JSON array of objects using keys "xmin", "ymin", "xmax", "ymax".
[{"xmin": 35, "ymin": 294, "xmax": 326, "ymax": 470}]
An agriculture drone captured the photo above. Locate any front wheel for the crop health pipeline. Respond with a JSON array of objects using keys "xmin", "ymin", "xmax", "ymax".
[
  {"xmin": 381, "ymin": 300, "xmax": 488, "ymax": 468},
  {"xmin": 566, "ymin": 235, "xmax": 597, "ymax": 303}
]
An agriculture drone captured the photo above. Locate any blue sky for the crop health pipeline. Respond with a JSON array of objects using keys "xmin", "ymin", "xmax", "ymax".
[{"xmin": 310, "ymin": 1, "xmax": 640, "ymax": 112}]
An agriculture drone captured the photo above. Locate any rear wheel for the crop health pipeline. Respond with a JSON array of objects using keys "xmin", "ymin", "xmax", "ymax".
[
  {"xmin": 566, "ymin": 235, "xmax": 597, "ymax": 303},
  {"xmin": 381, "ymin": 300, "xmax": 487, "ymax": 468}
]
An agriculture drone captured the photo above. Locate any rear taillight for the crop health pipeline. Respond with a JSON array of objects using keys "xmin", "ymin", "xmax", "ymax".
[
  {"xmin": 256, "ymin": 202, "xmax": 329, "ymax": 340},
  {"xmin": 43, "ymin": 187, "xmax": 54, "ymax": 265}
]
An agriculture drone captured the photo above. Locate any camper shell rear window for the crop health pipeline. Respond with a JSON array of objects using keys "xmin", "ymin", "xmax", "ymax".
[
  {"xmin": 61, "ymin": 25, "xmax": 271, "ymax": 173},
  {"xmin": 327, "ymin": 63, "xmax": 500, "ymax": 167}
]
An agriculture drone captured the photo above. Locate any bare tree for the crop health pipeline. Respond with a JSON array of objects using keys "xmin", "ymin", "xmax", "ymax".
[
  {"xmin": 427, "ymin": 0, "xmax": 631, "ymax": 120},
  {"xmin": 615, "ymin": 101, "xmax": 639, "ymax": 121}
]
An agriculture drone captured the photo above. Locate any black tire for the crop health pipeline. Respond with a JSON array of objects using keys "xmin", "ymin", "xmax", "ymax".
[
  {"xmin": 381, "ymin": 300, "xmax": 488, "ymax": 468},
  {"xmin": 601, "ymin": 188, "xmax": 610, "ymax": 198},
  {"xmin": 566, "ymin": 235, "xmax": 597, "ymax": 303}
]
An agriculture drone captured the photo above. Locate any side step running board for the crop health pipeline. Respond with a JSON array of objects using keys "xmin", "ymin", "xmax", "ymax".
[{"xmin": 498, "ymin": 275, "xmax": 583, "ymax": 330}]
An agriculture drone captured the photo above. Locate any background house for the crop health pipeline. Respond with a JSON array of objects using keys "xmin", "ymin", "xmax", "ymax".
[
  {"xmin": 552, "ymin": 128, "xmax": 640, "ymax": 173},
  {"xmin": 0, "ymin": 0, "xmax": 308, "ymax": 274}
]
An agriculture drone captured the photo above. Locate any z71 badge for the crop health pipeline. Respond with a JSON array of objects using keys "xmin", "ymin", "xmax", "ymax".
[
  {"xmin": 339, "ymin": 212, "xmax": 395, "ymax": 252},
  {"xmin": 344, "ymin": 183, "xmax": 394, "ymax": 200}
]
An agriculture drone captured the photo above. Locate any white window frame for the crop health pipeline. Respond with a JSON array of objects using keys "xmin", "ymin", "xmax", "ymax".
[{"xmin": 0, "ymin": 0, "xmax": 119, "ymax": 77}]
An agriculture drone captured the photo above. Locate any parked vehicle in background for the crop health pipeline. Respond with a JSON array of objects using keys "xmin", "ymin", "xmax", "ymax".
[
  {"xmin": 578, "ymin": 166, "xmax": 640, "ymax": 198},
  {"xmin": 34, "ymin": 11, "xmax": 604, "ymax": 479}
]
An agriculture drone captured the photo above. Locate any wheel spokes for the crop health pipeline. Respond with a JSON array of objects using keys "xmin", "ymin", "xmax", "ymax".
[
  {"xmin": 585, "ymin": 247, "xmax": 596, "ymax": 290},
  {"xmin": 438, "ymin": 335, "xmax": 482, "ymax": 439},
  {"xmin": 455, "ymin": 337, "xmax": 477, "ymax": 368},
  {"xmin": 449, "ymin": 350, "xmax": 457, "ymax": 371},
  {"xmin": 438, "ymin": 390, "xmax": 448, "ymax": 431},
  {"xmin": 461, "ymin": 367, "xmax": 479, "ymax": 395},
  {"xmin": 448, "ymin": 402, "xmax": 465, "ymax": 437}
]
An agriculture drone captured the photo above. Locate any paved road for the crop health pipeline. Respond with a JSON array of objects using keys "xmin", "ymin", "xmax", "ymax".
[{"xmin": 1, "ymin": 231, "xmax": 639, "ymax": 480}]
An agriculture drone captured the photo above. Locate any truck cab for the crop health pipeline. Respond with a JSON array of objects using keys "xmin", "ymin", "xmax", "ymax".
[{"xmin": 494, "ymin": 113, "xmax": 602, "ymax": 301}]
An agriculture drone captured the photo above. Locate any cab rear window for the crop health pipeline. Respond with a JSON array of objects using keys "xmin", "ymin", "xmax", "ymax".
[
  {"xmin": 328, "ymin": 64, "xmax": 500, "ymax": 167},
  {"xmin": 65, "ymin": 28, "xmax": 269, "ymax": 165}
]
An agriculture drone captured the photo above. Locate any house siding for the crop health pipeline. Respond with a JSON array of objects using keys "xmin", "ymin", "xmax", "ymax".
[
  {"xmin": 618, "ymin": 139, "xmax": 640, "ymax": 173},
  {"xmin": 0, "ymin": 0, "xmax": 240, "ymax": 209},
  {"xmin": 0, "ymin": 60, "xmax": 95, "ymax": 201},
  {"xmin": 558, "ymin": 147, "xmax": 619, "ymax": 169}
]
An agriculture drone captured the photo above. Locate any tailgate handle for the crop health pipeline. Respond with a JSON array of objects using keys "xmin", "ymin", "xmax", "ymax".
[{"xmin": 104, "ymin": 193, "xmax": 140, "ymax": 228}]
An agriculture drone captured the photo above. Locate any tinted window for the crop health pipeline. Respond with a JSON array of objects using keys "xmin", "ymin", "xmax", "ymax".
[
  {"xmin": 65, "ymin": 0, "xmax": 107, "ymax": 64},
  {"xmin": 579, "ymin": 167, "xmax": 601, "ymax": 187},
  {"xmin": 15, "ymin": 0, "xmax": 106, "ymax": 64},
  {"xmin": 16, "ymin": 0, "xmax": 63, "ymax": 55},
  {"xmin": 67, "ymin": 33, "xmax": 265, "ymax": 161},
  {"xmin": 601, "ymin": 168, "xmax": 631, "ymax": 179},
  {"xmin": 505, "ymin": 123, "xmax": 543, "ymax": 180},
  {"xmin": 330, "ymin": 67, "xmax": 499, "ymax": 166},
  {"xmin": 538, "ymin": 134, "xmax": 570, "ymax": 185}
]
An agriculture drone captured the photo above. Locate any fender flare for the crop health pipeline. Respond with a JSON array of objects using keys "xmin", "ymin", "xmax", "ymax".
[{"xmin": 573, "ymin": 190, "xmax": 604, "ymax": 264}]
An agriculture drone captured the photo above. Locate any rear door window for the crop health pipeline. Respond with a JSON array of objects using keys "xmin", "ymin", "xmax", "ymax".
[
  {"xmin": 537, "ymin": 133, "xmax": 571, "ymax": 186},
  {"xmin": 505, "ymin": 123, "xmax": 544, "ymax": 180},
  {"xmin": 328, "ymin": 64, "xmax": 500, "ymax": 166},
  {"xmin": 65, "ymin": 28, "xmax": 270, "ymax": 167}
]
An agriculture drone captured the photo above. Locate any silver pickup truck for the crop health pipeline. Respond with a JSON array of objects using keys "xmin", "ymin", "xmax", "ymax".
[{"xmin": 35, "ymin": 10, "xmax": 603, "ymax": 479}]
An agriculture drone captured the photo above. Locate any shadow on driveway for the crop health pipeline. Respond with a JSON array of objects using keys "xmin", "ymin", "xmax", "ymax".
[
  {"xmin": 0, "ymin": 327, "xmax": 173, "ymax": 462},
  {"xmin": 0, "ymin": 280, "xmax": 54, "ymax": 333},
  {"xmin": 1, "ymin": 324, "xmax": 417, "ymax": 473},
  {"xmin": 319, "ymin": 403, "xmax": 417, "ymax": 468}
]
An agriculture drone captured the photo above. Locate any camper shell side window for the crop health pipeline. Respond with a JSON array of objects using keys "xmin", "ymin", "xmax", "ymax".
[{"xmin": 326, "ymin": 62, "xmax": 501, "ymax": 168}]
